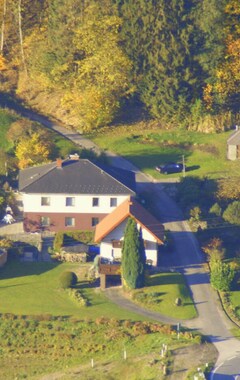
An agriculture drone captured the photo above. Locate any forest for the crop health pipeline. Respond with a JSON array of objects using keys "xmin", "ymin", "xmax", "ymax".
[{"xmin": 0, "ymin": 0, "xmax": 239, "ymax": 132}]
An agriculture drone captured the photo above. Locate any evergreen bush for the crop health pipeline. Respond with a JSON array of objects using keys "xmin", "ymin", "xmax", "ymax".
[{"xmin": 59, "ymin": 271, "xmax": 78, "ymax": 289}]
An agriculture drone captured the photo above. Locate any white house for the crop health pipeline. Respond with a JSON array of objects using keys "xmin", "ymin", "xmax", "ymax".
[
  {"xmin": 94, "ymin": 196, "xmax": 164, "ymax": 266},
  {"xmin": 18, "ymin": 157, "xmax": 136, "ymax": 232}
]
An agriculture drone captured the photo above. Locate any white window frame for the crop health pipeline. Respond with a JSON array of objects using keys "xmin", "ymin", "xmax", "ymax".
[
  {"xmin": 41, "ymin": 197, "xmax": 50, "ymax": 206},
  {"xmin": 92, "ymin": 197, "xmax": 99, "ymax": 207},
  {"xmin": 110, "ymin": 197, "xmax": 117, "ymax": 207},
  {"xmin": 65, "ymin": 217, "xmax": 75, "ymax": 227},
  {"xmin": 66, "ymin": 197, "xmax": 75, "ymax": 207}
]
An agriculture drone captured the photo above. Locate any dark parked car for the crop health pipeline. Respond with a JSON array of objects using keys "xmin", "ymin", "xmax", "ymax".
[{"xmin": 155, "ymin": 162, "xmax": 184, "ymax": 174}]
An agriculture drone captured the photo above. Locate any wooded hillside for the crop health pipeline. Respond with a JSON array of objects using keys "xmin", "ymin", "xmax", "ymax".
[{"xmin": 0, "ymin": 0, "xmax": 239, "ymax": 131}]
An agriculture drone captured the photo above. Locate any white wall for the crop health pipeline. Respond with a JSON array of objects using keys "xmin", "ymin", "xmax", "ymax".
[
  {"xmin": 22, "ymin": 193, "xmax": 129, "ymax": 214},
  {"xmin": 100, "ymin": 220, "xmax": 159, "ymax": 266}
]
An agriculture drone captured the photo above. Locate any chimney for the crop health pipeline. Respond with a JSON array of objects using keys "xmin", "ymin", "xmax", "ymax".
[{"xmin": 56, "ymin": 158, "xmax": 63, "ymax": 168}]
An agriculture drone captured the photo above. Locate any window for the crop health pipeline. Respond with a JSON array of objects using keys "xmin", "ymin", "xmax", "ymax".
[
  {"xmin": 41, "ymin": 197, "xmax": 50, "ymax": 206},
  {"xmin": 92, "ymin": 217, "xmax": 99, "ymax": 227},
  {"xmin": 66, "ymin": 197, "xmax": 75, "ymax": 207},
  {"xmin": 65, "ymin": 217, "xmax": 75, "ymax": 227},
  {"xmin": 41, "ymin": 216, "xmax": 50, "ymax": 226},
  {"xmin": 110, "ymin": 197, "xmax": 117, "ymax": 207},
  {"xmin": 92, "ymin": 197, "xmax": 99, "ymax": 207},
  {"xmin": 112, "ymin": 240, "xmax": 123, "ymax": 248}
]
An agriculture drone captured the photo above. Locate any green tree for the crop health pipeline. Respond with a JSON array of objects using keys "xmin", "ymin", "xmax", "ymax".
[
  {"xmin": 210, "ymin": 258, "xmax": 235, "ymax": 291},
  {"xmin": 223, "ymin": 201, "xmax": 240, "ymax": 225},
  {"xmin": 209, "ymin": 203, "xmax": 222, "ymax": 217},
  {"xmin": 121, "ymin": 217, "xmax": 146, "ymax": 289}
]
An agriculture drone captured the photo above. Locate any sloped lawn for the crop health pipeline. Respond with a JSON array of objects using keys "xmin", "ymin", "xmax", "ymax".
[
  {"xmin": 0, "ymin": 261, "xmax": 141, "ymax": 319},
  {"xmin": 131, "ymin": 272, "xmax": 197, "ymax": 319}
]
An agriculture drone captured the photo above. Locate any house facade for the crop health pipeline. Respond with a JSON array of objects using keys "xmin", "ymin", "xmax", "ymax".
[
  {"xmin": 94, "ymin": 197, "xmax": 164, "ymax": 266},
  {"xmin": 18, "ymin": 158, "xmax": 135, "ymax": 232},
  {"xmin": 227, "ymin": 127, "xmax": 240, "ymax": 160}
]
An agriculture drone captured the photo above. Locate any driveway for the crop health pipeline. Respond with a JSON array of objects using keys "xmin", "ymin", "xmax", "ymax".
[{"xmin": 2, "ymin": 99, "xmax": 240, "ymax": 377}]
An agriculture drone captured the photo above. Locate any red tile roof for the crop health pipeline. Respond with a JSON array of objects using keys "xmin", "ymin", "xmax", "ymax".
[{"xmin": 94, "ymin": 196, "xmax": 164, "ymax": 244}]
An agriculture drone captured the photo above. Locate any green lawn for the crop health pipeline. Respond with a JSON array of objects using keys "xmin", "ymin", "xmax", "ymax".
[
  {"xmin": 0, "ymin": 262, "xmax": 196, "ymax": 320},
  {"xmin": 0, "ymin": 108, "xmax": 17, "ymax": 151},
  {"xmin": 132, "ymin": 272, "xmax": 197, "ymax": 320},
  {"xmin": 0, "ymin": 261, "xmax": 145, "ymax": 320},
  {"xmin": 90, "ymin": 125, "xmax": 240, "ymax": 179},
  {"xmin": 229, "ymin": 291, "xmax": 240, "ymax": 320},
  {"xmin": 0, "ymin": 262, "xmax": 204, "ymax": 380}
]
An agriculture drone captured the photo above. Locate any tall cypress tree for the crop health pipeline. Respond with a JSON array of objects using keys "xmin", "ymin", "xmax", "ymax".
[{"xmin": 121, "ymin": 217, "xmax": 146, "ymax": 289}]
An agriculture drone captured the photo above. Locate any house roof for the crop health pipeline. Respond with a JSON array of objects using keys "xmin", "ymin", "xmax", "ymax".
[
  {"xmin": 18, "ymin": 159, "xmax": 136, "ymax": 195},
  {"xmin": 227, "ymin": 129, "xmax": 240, "ymax": 145},
  {"xmin": 94, "ymin": 196, "xmax": 164, "ymax": 244}
]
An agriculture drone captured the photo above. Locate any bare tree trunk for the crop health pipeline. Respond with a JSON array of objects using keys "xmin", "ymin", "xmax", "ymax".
[
  {"xmin": 18, "ymin": 0, "xmax": 27, "ymax": 75},
  {"xmin": 0, "ymin": 0, "xmax": 7, "ymax": 53}
]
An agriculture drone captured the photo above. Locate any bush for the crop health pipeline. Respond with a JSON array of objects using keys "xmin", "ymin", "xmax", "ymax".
[
  {"xmin": 210, "ymin": 259, "xmax": 235, "ymax": 291},
  {"xmin": 209, "ymin": 202, "xmax": 222, "ymax": 217},
  {"xmin": 59, "ymin": 271, "xmax": 78, "ymax": 289},
  {"xmin": 223, "ymin": 201, "xmax": 240, "ymax": 225},
  {"xmin": 53, "ymin": 232, "xmax": 64, "ymax": 252}
]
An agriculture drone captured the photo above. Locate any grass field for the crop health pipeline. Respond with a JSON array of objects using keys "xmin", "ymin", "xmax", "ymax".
[
  {"xmin": 0, "ymin": 261, "xmax": 146, "ymax": 319},
  {"xmin": 0, "ymin": 261, "xmax": 208, "ymax": 379},
  {"xmin": 0, "ymin": 312, "xmax": 203, "ymax": 380},
  {"xmin": 0, "ymin": 261, "xmax": 196, "ymax": 320},
  {"xmin": 132, "ymin": 272, "xmax": 197, "ymax": 320},
  {"xmin": 0, "ymin": 108, "xmax": 17, "ymax": 151},
  {"xmin": 90, "ymin": 124, "xmax": 240, "ymax": 179}
]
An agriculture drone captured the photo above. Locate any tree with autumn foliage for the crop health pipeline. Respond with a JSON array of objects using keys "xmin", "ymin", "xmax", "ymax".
[
  {"xmin": 15, "ymin": 131, "xmax": 53, "ymax": 169},
  {"xmin": 62, "ymin": 1, "xmax": 132, "ymax": 130}
]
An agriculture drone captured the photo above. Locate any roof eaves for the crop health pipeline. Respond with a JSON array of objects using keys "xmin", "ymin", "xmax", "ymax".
[
  {"xmin": 95, "ymin": 213, "xmax": 130, "ymax": 243},
  {"xmin": 129, "ymin": 214, "xmax": 164, "ymax": 244}
]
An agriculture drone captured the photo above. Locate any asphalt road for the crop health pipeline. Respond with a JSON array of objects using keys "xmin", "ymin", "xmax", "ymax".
[{"xmin": 2, "ymin": 97, "xmax": 240, "ymax": 378}]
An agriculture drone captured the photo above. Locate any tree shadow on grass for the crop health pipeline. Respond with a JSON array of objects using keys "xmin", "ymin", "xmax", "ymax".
[{"xmin": 0, "ymin": 260, "xmax": 60, "ymax": 280}]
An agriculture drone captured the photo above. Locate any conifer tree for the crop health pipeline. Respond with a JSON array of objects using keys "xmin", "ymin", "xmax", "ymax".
[
  {"xmin": 121, "ymin": 217, "xmax": 146, "ymax": 289},
  {"xmin": 117, "ymin": 0, "xmax": 200, "ymax": 125}
]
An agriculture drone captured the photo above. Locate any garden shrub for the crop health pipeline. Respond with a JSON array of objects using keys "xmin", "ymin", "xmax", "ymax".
[
  {"xmin": 59, "ymin": 271, "xmax": 78, "ymax": 289},
  {"xmin": 66, "ymin": 289, "xmax": 88, "ymax": 306},
  {"xmin": 53, "ymin": 232, "xmax": 64, "ymax": 252},
  {"xmin": 223, "ymin": 201, "xmax": 240, "ymax": 225},
  {"xmin": 209, "ymin": 202, "xmax": 222, "ymax": 217},
  {"xmin": 64, "ymin": 231, "xmax": 94, "ymax": 245},
  {"xmin": 210, "ymin": 259, "xmax": 235, "ymax": 291}
]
